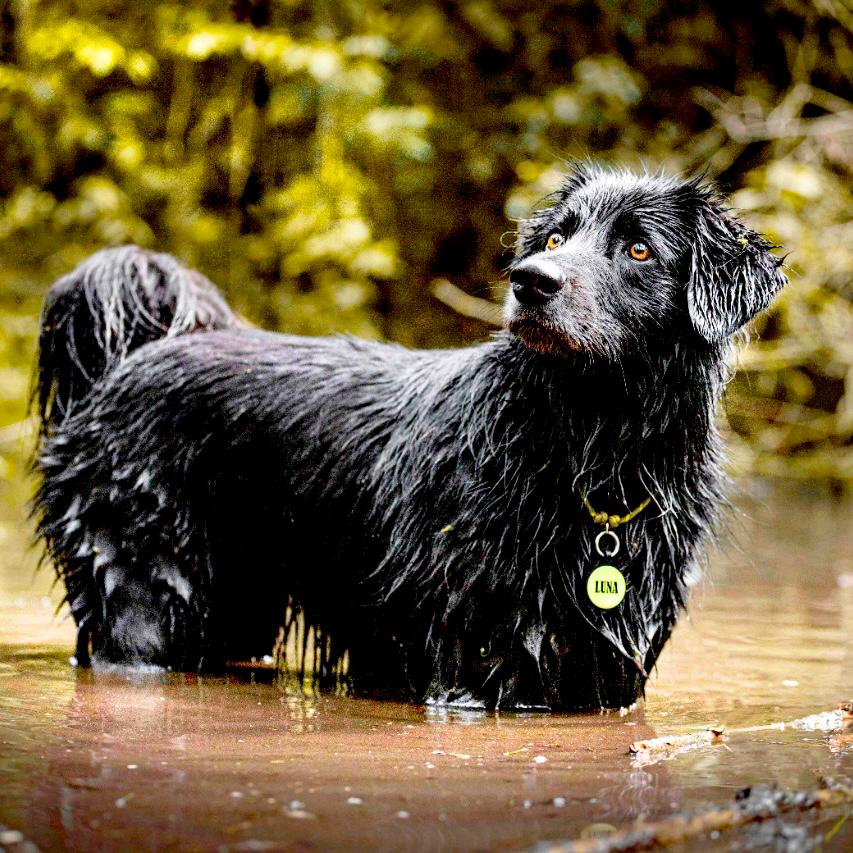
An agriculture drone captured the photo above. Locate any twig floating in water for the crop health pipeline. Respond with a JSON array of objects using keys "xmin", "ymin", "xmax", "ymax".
[
  {"xmin": 629, "ymin": 703, "xmax": 851, "ymax": 762},
  {"xmin": 629, "ymin": 727, "xmax": 725, "ymax": 755}
]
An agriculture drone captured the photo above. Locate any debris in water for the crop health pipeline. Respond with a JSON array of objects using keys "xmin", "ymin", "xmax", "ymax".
[
  {"xmin": 631, "ymin": 704, "xmax": 851, "ymax": 764},
  {"xmin": 396, "ymin": 810, "xmax": 410, "ymax": 819},
  {"xmin": 533, "ymin": 755, "xmax": 548, "ymax": 764},
  {"xmin": 537, "ymin": 778, "xmax": 853, "ymax": 852},
  {"xmin": 431, "ymin": 749, "xmax": 472, "ymax": 759},
  {"xmin": 346, "ymin": 796, "xmax": 363, "ymax": 805},
  {"xmin": 789, "ymin": 710, "xmax": 845, "ymax": 731},
  {"xmin": 629, "ymin": 727, "xmax": 725, "ymax": 757},
  {"xmin": 285, "ymin": 809, "xmax": 316, "ymax": 820},
  {"xmin": 578, "ymin": 823, "xmax": 616, "ymax": 839}
]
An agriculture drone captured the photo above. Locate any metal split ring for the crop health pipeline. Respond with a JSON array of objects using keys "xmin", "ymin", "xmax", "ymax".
[{"xmin": 594, "ymin": 529, "xmax": 620, "ymax": 558}]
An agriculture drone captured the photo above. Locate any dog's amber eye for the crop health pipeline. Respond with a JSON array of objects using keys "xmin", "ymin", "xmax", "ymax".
[
  {"xmin": 546, "ymin": 233, "xmax": 564, "ymax": 251},
  {"xmin": 628, "ymin": 241, "xmax": 651, "ymax": 261}
]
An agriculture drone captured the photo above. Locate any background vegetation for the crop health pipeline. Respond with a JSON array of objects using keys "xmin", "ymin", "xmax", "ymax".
[{"xmin": 0, "ymin": 0, "xmax": 851, "ymax": 486}]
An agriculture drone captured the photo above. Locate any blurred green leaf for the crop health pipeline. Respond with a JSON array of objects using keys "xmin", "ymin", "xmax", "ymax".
[{"xmin": 0, "ymin": 0, "xmax": 850, "ymax": 481}]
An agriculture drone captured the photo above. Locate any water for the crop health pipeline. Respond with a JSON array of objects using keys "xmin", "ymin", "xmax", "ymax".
[{"xmin": 0, "ymin": 484, "xmax": 850, "ymax": 851}]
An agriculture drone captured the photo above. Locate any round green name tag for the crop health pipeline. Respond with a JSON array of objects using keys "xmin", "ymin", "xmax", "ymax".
[{"xmin": 586, "ymin": 565, "xmax": 627, "ymax": 609}]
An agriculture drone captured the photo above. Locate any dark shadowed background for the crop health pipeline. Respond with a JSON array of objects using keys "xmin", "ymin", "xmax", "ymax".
[{"xmin": 0, "ymin": 0, "xmax": 851, "ymax": 491}]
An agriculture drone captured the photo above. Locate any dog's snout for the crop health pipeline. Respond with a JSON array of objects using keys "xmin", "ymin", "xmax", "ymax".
[{"xmin": 510, "ymin": 261, "xmax": 564, "ymax": 306}]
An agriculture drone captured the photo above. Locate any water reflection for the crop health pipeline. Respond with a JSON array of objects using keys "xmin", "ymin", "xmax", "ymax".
[{"xmin": 0, "ymin": 486, "xmax": 850, "ymax": 850}]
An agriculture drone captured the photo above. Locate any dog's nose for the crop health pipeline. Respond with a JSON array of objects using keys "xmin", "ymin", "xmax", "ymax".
[{"xmin": 510, "ymin": 261, "xmax": 564, "ymax": 305}]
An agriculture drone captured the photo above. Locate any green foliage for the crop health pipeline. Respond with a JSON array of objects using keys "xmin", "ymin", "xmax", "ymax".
[{"xmin": 0, "ymin": 0, "xmax": 851, "ymax": 480}]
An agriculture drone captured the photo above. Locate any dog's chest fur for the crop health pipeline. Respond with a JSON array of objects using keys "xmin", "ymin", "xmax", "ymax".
[{"xmin": 265, "ymin": 331, "xmax": 726, "ymax": 708}]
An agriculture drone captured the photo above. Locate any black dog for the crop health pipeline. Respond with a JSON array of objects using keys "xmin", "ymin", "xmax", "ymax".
[{"xmin": 32, "ymin": 165, "xmax": 786, "ymax": 710}]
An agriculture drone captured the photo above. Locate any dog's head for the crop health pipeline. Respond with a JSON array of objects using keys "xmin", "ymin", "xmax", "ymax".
[{"xmin": 504, "ymin": 164, "xmax": 787, "ymax": 358}]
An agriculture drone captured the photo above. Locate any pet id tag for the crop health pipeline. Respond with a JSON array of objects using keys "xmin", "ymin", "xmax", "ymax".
[
  {"xmin": 587, "ymin": 529, "xmax": 626, "ymax": 609},
  {"xmin": 587, "ymin": 565, "xmax": 626, "ymax": 609}
]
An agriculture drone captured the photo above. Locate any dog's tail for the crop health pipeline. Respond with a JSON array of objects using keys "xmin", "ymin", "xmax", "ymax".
[{"xmin": 34, "ymin": 245, "xmax": 237, "ymax": 433}]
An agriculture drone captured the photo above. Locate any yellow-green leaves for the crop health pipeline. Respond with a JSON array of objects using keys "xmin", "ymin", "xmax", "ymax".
[
  {"xmin": 0, "ymin": 0, "xmax": 850, "ymax": 479},
  {"xmin": 26, "ymin": 20, "xmax": 156, "ymax": 81}
]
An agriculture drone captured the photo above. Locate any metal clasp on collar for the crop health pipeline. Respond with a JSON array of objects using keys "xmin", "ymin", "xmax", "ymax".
[{"xmin": 594, "ymin": 525, "xmax": 620, "ymax": 558}]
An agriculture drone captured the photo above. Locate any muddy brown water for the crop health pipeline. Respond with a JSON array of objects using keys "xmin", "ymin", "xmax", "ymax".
[{"xmin": 1, "ymin": 485, "xmax": 851, "ymax": 851}]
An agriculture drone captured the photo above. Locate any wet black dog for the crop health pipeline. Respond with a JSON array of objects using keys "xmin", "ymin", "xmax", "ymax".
[{"xmin": 32, "ymin": 165, "xmax": 786, "ymax": 710}]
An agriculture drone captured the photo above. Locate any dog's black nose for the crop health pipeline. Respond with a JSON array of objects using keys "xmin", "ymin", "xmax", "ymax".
[{"xmin": 510, "ymin": 262, "xmax": 564, "ymax": 305}]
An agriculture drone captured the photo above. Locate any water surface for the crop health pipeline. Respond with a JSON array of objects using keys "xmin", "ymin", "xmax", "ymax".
[{"xmin": 0, "ymin": 485, "xmax": 850, "ymax": 851}]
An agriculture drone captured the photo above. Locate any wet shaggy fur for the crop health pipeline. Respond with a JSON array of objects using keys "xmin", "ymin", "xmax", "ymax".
[{"xmin": 32, "ymin": 165, "xmax": 787, "ymax": 710}]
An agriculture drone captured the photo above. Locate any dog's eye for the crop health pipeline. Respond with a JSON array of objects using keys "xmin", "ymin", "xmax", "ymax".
[
  {"xmin": 628, "ymin": 241, "xmax": 652, "ymax": 261},
  {"xmin": 546, "ymin": 233, "xmax": 564, "ymax": 251}
]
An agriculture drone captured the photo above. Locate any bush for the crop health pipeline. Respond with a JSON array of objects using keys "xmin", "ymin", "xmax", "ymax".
[{"xmin": 0, "ymin": 0, "xmax": 850, "ymax": 480}]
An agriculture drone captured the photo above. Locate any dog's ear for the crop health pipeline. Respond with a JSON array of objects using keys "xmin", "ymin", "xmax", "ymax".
[{"xmin": 688, "ymin": 198, "xmax": 787, "ymax": 342}]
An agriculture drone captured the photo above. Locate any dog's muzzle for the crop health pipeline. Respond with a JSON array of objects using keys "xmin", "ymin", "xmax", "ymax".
[{"xmin": 509, "ymin": 259, "xmax": 565, "ymax": 306}]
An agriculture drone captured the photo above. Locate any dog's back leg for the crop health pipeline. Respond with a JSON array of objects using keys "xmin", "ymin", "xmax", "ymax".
[
  {"xmin": 66, "ymin": 524, "xmax": 208, "ymax": 669},
  {"xmin": 32, "ymin": 247, "xmax": 239, "ymax": 670}
]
